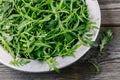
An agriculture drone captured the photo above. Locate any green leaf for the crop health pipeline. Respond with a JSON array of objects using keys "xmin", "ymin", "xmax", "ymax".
[
  {"xmin": 10, "ymin": 58, "xmax": 30, "ymax": 66},
  {"xmin": 90, "ymin": 62, "xmax": 100, "ymax": 74},
  {"xmin": 46, "ymin": 58, "xmax": 60, "ymax": 73},
  {"xmin": 100, "ymin": 29, "xmax": 113, "ymax": 52}
]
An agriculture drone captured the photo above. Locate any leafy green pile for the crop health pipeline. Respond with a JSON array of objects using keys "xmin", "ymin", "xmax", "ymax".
[{"xmin": 0, "ymin": 0, "xmax": 97, "ymax": 71}]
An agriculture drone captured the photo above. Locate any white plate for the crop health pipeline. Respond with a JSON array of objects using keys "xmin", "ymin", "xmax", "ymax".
[{"xmin": 0, "ymin": 0, "xmax": 101, "ymax": 72}]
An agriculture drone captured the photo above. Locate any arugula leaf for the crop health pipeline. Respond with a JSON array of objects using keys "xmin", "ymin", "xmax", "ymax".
[
  {"xmin": 100, "ymin": 29, "xmax": 113, "ymax": 52},
  {"xmin": 10, "ymin": 58, "xmax": 30, "ymax": 66},
  {"xmin": 46, "ymin": 58, "xmax": 60, "ymax": 73}
]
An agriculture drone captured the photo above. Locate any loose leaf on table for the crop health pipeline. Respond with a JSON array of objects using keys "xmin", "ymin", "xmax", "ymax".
[{"xmin": 100, "ymin": 29, "xmax": 113, "ymax": 52}]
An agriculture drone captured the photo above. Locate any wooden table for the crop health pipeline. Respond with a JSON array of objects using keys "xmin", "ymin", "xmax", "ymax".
[{"xmin": 0, "ymin": 0, "xmax": 120, "ymax": 80}]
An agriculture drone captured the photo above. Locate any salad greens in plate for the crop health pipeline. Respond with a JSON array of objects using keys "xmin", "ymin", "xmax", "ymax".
[{"xmin": 0, "ymin": 0, "xmax": 100, "ymax": 72}]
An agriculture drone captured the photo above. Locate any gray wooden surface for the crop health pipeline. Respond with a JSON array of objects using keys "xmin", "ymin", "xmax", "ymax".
[{"xmin": 0, "ymin": 0, "xmax": 120, "ymax": 80}]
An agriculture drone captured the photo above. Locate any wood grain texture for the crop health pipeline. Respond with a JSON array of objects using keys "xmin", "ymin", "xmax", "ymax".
[
  {"xmin": 101, "ymin": 11, "xmax": 120, "ymax": 26},
  {"xmin": 98, "ymin": 0, "xmax": 120, "ymax": 5},
  {"xmin": 90, "ymin": 27, "xmax": 120, "ymax": 80},
  {"xmin": 98, "ymin": 0, "xmax": 120, "ymax": 26}
]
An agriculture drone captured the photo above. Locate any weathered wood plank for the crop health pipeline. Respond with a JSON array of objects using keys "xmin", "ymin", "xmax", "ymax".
[
  {"xmin": 98, "ymin": 0, "xmax": 120, "ymax": 5},
  {"xmin": 101, "ymin": 10, "xmax": 120, "ymax": 26},
  {"xmin": 91, "ymin": 59, "xmax": 120, "ymax": 80},
  {"xmin": 98, "ymin": 0, "xmax": 120, "ymax": 26},
  {"xmin": 100, "ymin": 3, "xmax": 120, "ymax": 10},
  {"xmin": 90, "ymin": 27, "xmax": 120, "ymax": 80}
]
